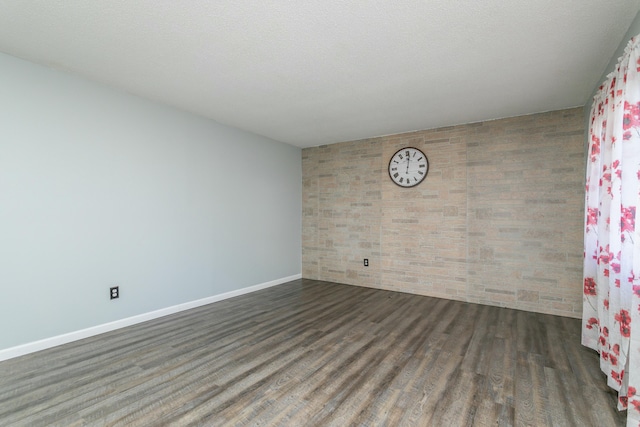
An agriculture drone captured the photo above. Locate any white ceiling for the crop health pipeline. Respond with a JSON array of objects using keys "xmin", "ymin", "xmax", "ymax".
[{"xmin": 0, "ymin": 1, "xmax": 639, "ymax": 148}]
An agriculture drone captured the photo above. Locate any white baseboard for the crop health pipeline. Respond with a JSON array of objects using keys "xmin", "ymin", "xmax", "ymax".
[{"xmin": 0, "ymin": 274, "xmax": 301, "ymax": 362}]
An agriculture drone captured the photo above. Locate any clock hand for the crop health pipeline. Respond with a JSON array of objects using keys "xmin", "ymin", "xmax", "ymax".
[{"xmin": 406, "ymin": 156, "xmax": 410, "ymax": 174}]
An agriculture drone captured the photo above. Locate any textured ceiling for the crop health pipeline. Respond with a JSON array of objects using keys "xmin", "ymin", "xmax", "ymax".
[{"xmin": 0, "ymin": 1, "xmax": 639, "ymax": 148}]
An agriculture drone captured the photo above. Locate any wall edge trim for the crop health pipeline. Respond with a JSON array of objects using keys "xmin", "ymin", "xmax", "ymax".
[{"xmin": 0, "ymin": 274, "xmax": 302, "ymax": 362}]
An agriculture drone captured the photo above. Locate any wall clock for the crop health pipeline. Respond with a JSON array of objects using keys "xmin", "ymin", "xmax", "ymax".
[{"xmin": 388, "ymin": 147, "xmax": 429, "ymax": 188}]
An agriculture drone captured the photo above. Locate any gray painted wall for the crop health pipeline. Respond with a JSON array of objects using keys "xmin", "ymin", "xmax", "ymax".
[{"xmin": 0, "ymin": 52, "xmax": 301, "ymax": 350}]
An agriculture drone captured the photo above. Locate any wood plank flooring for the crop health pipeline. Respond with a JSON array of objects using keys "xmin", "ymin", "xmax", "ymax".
[{"xmin": 0, "ymin": 279, "xmax": 625, "ymax": 426}]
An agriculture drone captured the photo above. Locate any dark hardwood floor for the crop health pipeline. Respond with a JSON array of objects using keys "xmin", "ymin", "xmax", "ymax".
[{"xmin": 0, "ymin": 279, "xmax": 624, "ymax": 426}]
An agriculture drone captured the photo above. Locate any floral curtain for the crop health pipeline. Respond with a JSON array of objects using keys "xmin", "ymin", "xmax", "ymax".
[{"xmin": 583, "ymin": 34, "xmax": 640, "ymax": 426}]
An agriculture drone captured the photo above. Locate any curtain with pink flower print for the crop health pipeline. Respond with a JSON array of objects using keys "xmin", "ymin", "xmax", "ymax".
[{"xmin": 583, "ymin": 35, "xmax": 640, "ymax": 426}]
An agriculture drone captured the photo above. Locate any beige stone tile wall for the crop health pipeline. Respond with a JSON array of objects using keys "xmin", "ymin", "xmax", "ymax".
[{"xmin": 302, "ymin": 107, "xmax": 585, "ymax": 318}]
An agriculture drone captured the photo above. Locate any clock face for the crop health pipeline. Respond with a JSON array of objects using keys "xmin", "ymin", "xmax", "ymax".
[{"xmin": 388, "ymin": 147, "xmax": 429, "ymax": 188}]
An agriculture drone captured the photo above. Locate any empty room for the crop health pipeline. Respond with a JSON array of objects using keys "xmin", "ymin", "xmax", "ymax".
[{"xmin": 3, "ymin": 1, "xmax": 640, "ymax": 426}]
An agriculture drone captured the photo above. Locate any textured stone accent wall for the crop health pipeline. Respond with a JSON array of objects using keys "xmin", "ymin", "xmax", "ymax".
[{"xmin": 302, "ymin": 107, "xmax": 585, "ymax": 318}]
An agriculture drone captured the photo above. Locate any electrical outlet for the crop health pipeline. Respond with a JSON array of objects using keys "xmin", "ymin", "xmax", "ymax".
[
  {"xmin": 110, "ymin": 286, "xmax": 119, "ymax": 300},
  {"xmin": 364, "ymin": 259, "xmax": 369, "ymax": 267}
]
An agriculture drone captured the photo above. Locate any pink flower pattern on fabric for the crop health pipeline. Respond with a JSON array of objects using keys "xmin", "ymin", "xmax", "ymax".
[{"xmin": 583, "ymin": 35, "xmax": 640, "ymax": 425}]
